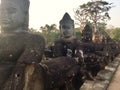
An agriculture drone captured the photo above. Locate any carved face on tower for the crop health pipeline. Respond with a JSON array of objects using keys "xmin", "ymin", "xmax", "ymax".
[
  {"xmin": 0, "ymin": 0, "xmax": 29, "ymax": 32},
  {"xmin": 59, "ymin": 13, "xmax": 75, "ymax": 38}
]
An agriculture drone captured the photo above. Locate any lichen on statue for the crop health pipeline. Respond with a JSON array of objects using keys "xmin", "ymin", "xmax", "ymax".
[{"xmin": 0, "ymin": 0, "xmax": 45, "ymax": 89}]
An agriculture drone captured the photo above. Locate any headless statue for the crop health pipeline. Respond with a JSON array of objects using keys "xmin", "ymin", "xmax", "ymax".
[{"xmin": 0, "ymin": 0, "xmax": 45, "ymax": 89}]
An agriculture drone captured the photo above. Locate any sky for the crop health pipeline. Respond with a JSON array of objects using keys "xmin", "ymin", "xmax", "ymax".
[{"xmin": 29, "ymin": 0, "xmax": 120, "ymax": 29}]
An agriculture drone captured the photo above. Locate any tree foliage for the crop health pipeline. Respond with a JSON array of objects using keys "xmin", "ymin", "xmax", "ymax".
[
  {"xmin": 106, "ymin": 28, "xmax": 120, "ymax": 40},
  {"xmin": 40, "ymin": 24, "xmax": 57, "ymax": 34},
  {"xmin": 40, "ymin": 24, "xmax": 59, "ymax": 45},
  {"xmin": 74, "ymin": 0, "xmax": 113, "ymax": 32}
]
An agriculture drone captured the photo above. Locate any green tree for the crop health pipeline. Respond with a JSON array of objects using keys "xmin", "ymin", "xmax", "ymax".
[
  {"xmin": 74, "ymin": 27, "xmax": 82, "ymax": 39},
  {"xmin": 111, "ymin": 28, "xmax": 120, "ymax": 40},
  {"xmin": 74, "ymin": 0, "xmax": 113, "ymax": 32},
  {"xmin": 40, "ymin": 24, "xmax": 58, "ymax": 44},
  {"xmin": 40, "ymin": 24, "xmax": 57, "ymax": 35}
]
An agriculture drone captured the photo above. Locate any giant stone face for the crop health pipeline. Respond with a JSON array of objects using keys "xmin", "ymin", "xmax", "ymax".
[
  {"xmin": 0, "ymin": 0, "xmax": 29, "ymax": 31},
  {"xmin": 59, "ymin": 13, "xmax": 75, "ymax": 38}
]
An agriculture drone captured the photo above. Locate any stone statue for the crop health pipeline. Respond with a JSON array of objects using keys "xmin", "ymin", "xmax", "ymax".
[
  {"xmin": 50, "ymin": 13, "xmax": 83, "ymax": 90},
  {"xmin": 0, "ymin": 0, "xmax": 45, "ymax": 89},
  {"xmin": 52, "ymin": 12, "xmax": 81, "ymax": 57},
  {"xmin": 45, "ymin": 12, "xmax": 80, "ymax": 58},
  {"xmin": 81, "ymin": 24, "xmax": 93, "ymax": 42}
]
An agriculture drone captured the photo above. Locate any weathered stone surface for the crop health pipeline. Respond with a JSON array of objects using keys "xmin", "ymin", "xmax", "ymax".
[
  {"xmin": 93, "ymin": 80, "xmax": 109, "ymax": 90},
  {"xmin": 0, "ymin": 0, "xmax": 45, "ymax": 89},
  {"xmin": 107, "ymin": 65, "xmax": 120, "ymax": 90},
  {"xmin": 80, "ymin": 80, "xmax": 94, "ymax": 90},
  {"xmin": 0, "ymin": 64, "xmax": 15, "ymax": 88},
  {"xmin": 105, "ymin": 60, "xmax": 119, "ymax": 72},
  {"xmin": 40, "ymin": 56, "xmax": 81, "ymax": 89},
  {"xmin": 105, "ymin": 66, "xmax": 116, "ymax": 72},
  {"xmin": 95, "ymin": 70, "xmax": 113, "ymax": 80},
  {"xmin": 115, "ymin": 57, "xmax": 120, "ymax": 62}
]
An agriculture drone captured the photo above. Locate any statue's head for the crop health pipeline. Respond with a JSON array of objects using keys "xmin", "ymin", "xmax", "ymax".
[
  {"xmin": 81, "ymin": 24, "xmax": 93, "ymax": 42},
  {"xmin": 0, "ymin": 0, "xmax": 29, "ymax": 32},
  {"xmin": 59, "ymin": 12, "xmax": 75, "ymax": 38}
]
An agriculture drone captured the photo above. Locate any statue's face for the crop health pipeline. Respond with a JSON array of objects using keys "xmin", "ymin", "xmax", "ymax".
[
  {"xmin": 0, "ymin": 1, "xmax": 25, "ymax": 30},
  {"xmin": 61, "ymin": 23, "xmax": 74, "ymax": 38}
]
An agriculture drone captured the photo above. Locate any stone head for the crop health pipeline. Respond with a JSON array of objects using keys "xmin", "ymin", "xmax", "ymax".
[
  {"xmin": 81, "ymin": 24, "xmax": 93, "ymax": 42},
  {"xmin": 59, "ymin": 12, "xmax": 75, "ymax": 38},
  {"xmin": 0, "ymin": 0, "xmax": 29, "ymax": 32}
]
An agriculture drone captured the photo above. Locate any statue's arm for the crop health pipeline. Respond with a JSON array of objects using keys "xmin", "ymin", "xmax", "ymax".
[
  {"xmin": 17, "ymin": 34, "xmax": 45, "ymax": 64},
  {"xmin": 53, "ymin": 40, "xmax": 65, "ymax": 57}
]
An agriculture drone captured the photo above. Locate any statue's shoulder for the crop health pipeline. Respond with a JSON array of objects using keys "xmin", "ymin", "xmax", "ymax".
[
  {"xmin": 71, "ymin": 38, "xmax": 81, "ymax": 45},
  {"xmin": 18, "ymin": 31, "xmax": 45, "ymax": 47},
  {"xmin": 54, "ymin": 39, "xmax": 64, "ymax": 43},
  {"xmin": 27, "ymin": 32, "xmax": 45, "ymax": 40}
]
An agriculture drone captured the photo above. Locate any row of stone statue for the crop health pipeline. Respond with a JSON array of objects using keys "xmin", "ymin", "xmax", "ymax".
[{"xmin": 0, "ymin": 0, "xmax": 120, "ymax": 90}]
